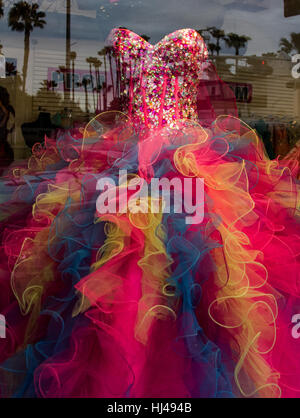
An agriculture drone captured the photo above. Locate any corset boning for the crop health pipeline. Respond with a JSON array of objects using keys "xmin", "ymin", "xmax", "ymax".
[{"xmin": 108, "ymin": 28, "xmax": 209, "ymax": 130}]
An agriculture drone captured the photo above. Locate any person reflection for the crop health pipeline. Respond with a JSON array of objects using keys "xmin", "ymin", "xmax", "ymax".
[{"xmin": 0, "ymin": 86, "xmax": 14, "ymax": 175}]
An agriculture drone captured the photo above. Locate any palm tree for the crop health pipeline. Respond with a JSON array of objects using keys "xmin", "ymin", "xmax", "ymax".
[
  {"xmin": 279, "ymin": 32, "xmax": 300, "ymax": 55},
  {"xmin": 209, "ymin": 27, "xmax": 225, "ymax": 56},
  {"xmin": 98, "ymin": 47, "xmax": 108, "ymax": 110},
  {"xmin": 106, "ymin": 46, "xmax": 115, "ymax": 99},
  {"xmin": 224, "ymin": 33, "xmax": 251, "ymax": 75},
  {"xmin": 225, "ymin": 33, "xmax": 251, "ymax": 56},
  {"xmin": 140, "ymin": 34, "xmax": 150, "ymax": 42},
  {"xmin": 0, "ymin": 1, "xmax": 4, "ymax": 53},
  {"xmin": 82, "ymin": 77, "xmax": 90, "ymax": 115},
  {"xmin": 65, "ymin": 0, "xmax": 71, "ymax": 103},
  {"xmin": 279, "ymin": 38, "xmax": 293, "ymax": 54},
  {"xmin": 8, "ymin": 1, "xmax": 46, "ymax": 92},
  {"xmin": 197, "ymin": 28, "xmax": 212, "ymax": 43},
  {"xmin": 289, "ymin": 32, "xmax": 300, "ymax": 52},
  {"xmin": 92, "ymin": 58, "xmax": 102, "ymax": 112}
]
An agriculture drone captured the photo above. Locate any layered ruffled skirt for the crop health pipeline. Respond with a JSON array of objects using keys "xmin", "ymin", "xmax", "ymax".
[{"xmin": 0, "ymin": 115, "xmax": 300, "ymax": 398}]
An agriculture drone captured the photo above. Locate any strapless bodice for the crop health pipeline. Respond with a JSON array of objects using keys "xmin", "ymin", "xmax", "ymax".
[{"xmin": 108, "ymin": 28, "xmax": 208, "ymax": 130}]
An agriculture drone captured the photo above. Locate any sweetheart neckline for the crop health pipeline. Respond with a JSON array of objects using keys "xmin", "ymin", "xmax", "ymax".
[{"xmin": 109, "ymin": 27, "xmax": 203, "ymax": 49}]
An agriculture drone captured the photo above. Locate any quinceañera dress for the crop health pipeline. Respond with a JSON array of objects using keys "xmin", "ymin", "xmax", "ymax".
[{"xmin": 0, "ymin": 28, "xmax": 300, "ymax": 398}]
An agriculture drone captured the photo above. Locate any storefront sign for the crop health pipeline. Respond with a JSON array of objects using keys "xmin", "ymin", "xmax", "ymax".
[
  {"xmin": 197, "ymin": 80, "xmax": 252, "ymax": 104},
  {"xmin": 6, "ymin": 58, "xmax": 17, "ymax": 77},
  {"xmin": 228, "ymin": 82, "xmax": 253, "ymax": 103}
]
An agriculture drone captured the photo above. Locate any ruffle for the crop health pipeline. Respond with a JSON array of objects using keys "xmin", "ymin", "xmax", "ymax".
[{"xmin": 0, "ymin": 115, "xmax": 299, "ymax": 397}]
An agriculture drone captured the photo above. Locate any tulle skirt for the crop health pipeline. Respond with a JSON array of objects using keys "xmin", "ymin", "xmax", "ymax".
[{"xmin": 0, "ymin": 115, "xmax": 300, "ymax": 398}]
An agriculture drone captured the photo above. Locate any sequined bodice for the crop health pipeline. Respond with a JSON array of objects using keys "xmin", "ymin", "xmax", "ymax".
[{"xmin": 108, "ymin": 28, "xmax": 208, "ymax": 130}]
